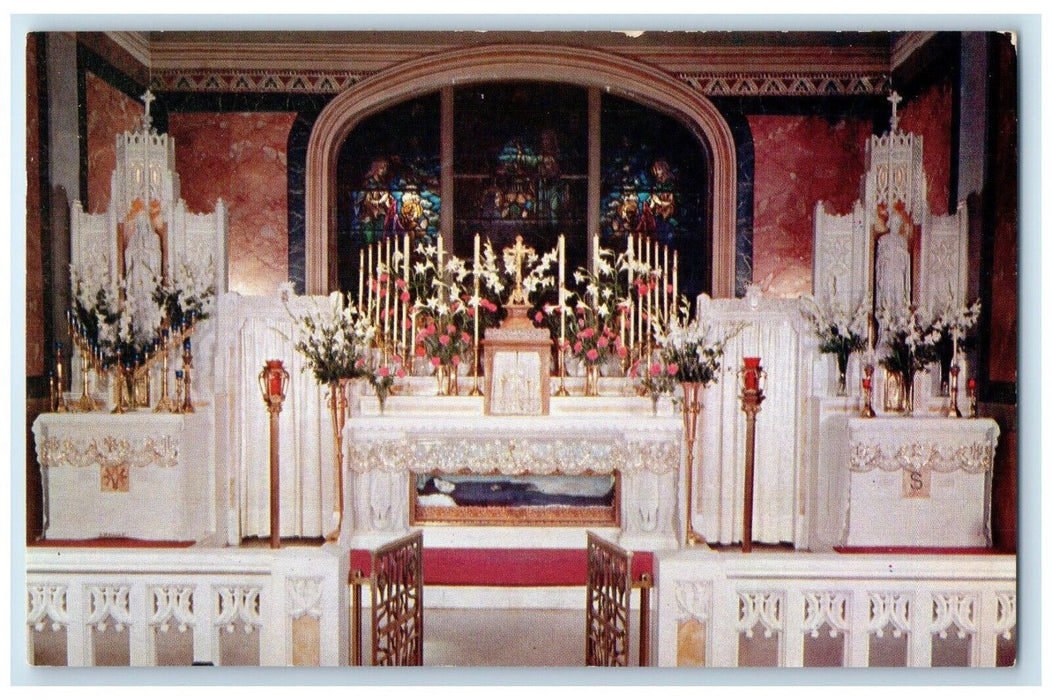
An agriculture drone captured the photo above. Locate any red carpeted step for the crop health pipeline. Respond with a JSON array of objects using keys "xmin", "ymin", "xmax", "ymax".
[{"xmin": 350, "ymin": 548, "xmax": 654, "ymax": 586}]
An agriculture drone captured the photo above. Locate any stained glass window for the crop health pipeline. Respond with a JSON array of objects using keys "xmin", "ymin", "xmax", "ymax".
[
  {"xmin": 601, "ymin": 95, "xmax": 709, "ymax": 301},
  {"xmin": 452, "ymin": 83, "xmax": 587, "ymax": 265},
  {"xmin": 335, "ymin": 94, "xmax": 440, "ymax": 292}
]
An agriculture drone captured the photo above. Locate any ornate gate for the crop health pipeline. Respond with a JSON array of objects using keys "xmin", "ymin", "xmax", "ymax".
[
  {"xmin": 586, "ymin": 531, "xmax": 651, "ymax": 666},
  {"xmin": 351, "ymin": 530, "xmax": 423, "ymax": 666}
]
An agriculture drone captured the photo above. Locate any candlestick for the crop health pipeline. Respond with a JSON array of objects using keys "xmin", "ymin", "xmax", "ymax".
[
  {"xmin": 662, "ymin": 243, "xmax": 669, "ymax": 325},
  {"xmin": 72, "ymin": 346, "xmax": 99, "ymax": 412},
  {"xmin": 672, "ymin": 250, "xmax": 678, "ymax": 310},
  {"xmin": 359, "ymin": 249, "xmax": 365, "ymax": 306},
  {"xmin": 860, "ymin": 364, "xmax": 876, "ymax": 418},
  {"xmin": 153, "ymin": 343, "xmax": 177, "ymax": 413},
  {"xmin": 403, "ymin": 233, "xmax": 410, "ymax": 354},
  {"xmin": 54, "ymin": 342, "xmax": 69, "ymax": 412},
  {"xmin": 469, "ymin": 235, "xmax": 482, "ymax": 397},
  {"xmin": 947, "ymin": 365, "xmax": 963, "ymax": 418},
  {"xmin": 626, "ymin": 234, "xmax": 635, "ymax": 350},
  {"xmin": 967, "ymin": 377, "xmax": 978, "ymax": 418},
  {"xmin": 181, "ymin": 341, "xmax": 195, "ymax": 413}
]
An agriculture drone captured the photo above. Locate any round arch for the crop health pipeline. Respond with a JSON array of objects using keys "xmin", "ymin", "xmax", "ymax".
[{"xmin": 305, "ymin": 43, "xmax": 737, "ymax": 297}]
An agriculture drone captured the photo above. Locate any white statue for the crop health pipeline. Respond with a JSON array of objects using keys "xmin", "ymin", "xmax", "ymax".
[
  {"xmin": 874, "ymin": 200, "xmax": 913, "ymax": 313},
  {"xmin": 123, "ymin": 205, "xmax": 163, "ymax": 344}
]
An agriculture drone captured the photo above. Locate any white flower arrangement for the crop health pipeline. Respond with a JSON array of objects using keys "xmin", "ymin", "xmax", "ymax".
[
  {"xmin": 800, "ymin": 295, "xmax": 868, "ymax": 356},
  {"xmin": 289, "ymin": 292, "xmax": 375, "ymax": 384},
  {"xmin": 656, "ymin": 302, "xmax": 743, "ymax": 385},
  {"xmin": 876, "ymin": 304, "xmax": 944, "ymax": 379},
  {"xmin": 932, "ymin": 298, "xmax": 982, "ymax": 344}
]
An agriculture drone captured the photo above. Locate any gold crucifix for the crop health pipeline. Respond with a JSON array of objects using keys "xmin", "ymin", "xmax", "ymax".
[{"xmin": 506, "ymin": 235, "xmax": 534, "ymax": 306}]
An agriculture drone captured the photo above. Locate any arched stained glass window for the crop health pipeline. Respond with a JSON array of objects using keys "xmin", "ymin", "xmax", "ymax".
[{"xmin": 335, "ymin": 93, "xmax": 440, "ymax": 292}]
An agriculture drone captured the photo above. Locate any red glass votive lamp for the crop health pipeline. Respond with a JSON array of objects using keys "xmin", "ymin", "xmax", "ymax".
[
  {"xmin": 259, "ymin": 359, "xmax": 289, "ymax": 405},
  {"xmin": 743, "ymin": 356, "xmax": 761, "ymax": 391}
]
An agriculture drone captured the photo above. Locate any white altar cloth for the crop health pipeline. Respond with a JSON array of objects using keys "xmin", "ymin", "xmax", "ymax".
[
  {"xmin": 814, "ymin": 416, "xmax": 1000, "ymax": 549},
  {"xmin": 343, "ymin": 402, "xmax": 682, "ymax": 550},
  {"xmin": 32, "ymin": 411, "xmax": 214, "ymax": 541}
]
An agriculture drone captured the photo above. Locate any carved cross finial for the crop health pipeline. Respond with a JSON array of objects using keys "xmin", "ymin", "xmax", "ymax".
[
  {"xmin": 506, "ymin": 235, "xmax": 535, "ymax": 305},
  {"xmin": 141, "ymin": 89, "xmax": 155, "ymax": 130},
  {"xmin": 888, "ymin": 90, "xmax": 902, "ymax": 132}
]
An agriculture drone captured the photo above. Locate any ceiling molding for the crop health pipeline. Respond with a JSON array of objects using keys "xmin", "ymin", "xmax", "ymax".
[
  {"xmin": 107, "ymin": 31, "xmax": 151, "ymax": 69},
  {"xmin": 890, "ymin": 31, "xmax": 937, "ymax": 72}
]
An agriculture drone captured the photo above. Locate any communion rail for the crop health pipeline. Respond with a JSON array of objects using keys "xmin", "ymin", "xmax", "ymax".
[
  {"xmin": 656, "ymin": 551, "xmax": 1017, "ymax": 668},
  {"xmin": 24, "ymin": 547, "xmax": 346, "ymax": 667}
]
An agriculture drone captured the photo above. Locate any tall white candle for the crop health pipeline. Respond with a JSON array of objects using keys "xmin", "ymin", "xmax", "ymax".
[
  {"xmin": 558, "ymin": 234, "xmax": 566, "ymax": 349},
  {"xmin": 672, "ymin": 250, "xmax": 679, "ymax": 312},
  {"xmin": 402, "ymin": 233, "xmax": 410, "ymax": 350},
  {"xmin": 367, "ymin": 242, "xmax": 375, "ymax": 326},
  {"xmin": 662, "ymin": 243, "xmax": 669, "ymax": 324},
  {"xmin": 384, "ymin": 237, "xmax": 392, "ymax": 340},
  {"xmin": 626, "ymin": 234, "xmax": 634, "ymax": 350},
  {"xmin": 358, "ymin": 249, "xmax": 365, "ymax": 306}
]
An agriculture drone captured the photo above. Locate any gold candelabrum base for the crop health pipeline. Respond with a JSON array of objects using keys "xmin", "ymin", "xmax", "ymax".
[
  {"xmin": 946, "ymin": 366, "xmax": 963, "ymax": 418},
  {"xmin": 70, "ymin": 348, "xmax": 100, "ymax": 412},
  {"xmin": 859, "ymin": 364, "xmax": 876, "ymax": 418},
  {"xmin": 153, "ymin": 349, "xmax": 180, "ymax": 413},
  {"xmin": 553, "ymin": 347, "xmax": 570, "ymax": 397},
  {"xmin": 681, "ymin": 381, "xmax": 705, "ymax": 547}
]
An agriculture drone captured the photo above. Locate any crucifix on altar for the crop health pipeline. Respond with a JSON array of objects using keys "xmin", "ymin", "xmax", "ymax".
[{"xmin": 481, "ymin": 235, "xmax": 553, "ymax": 416}]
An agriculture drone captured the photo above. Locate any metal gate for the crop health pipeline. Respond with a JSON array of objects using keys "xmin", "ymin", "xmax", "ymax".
[
  {"xmin": 585, "ymin": 531, "xmax": 651, "ymax": 666},
  {"xmin": 350, "ymin": 530, "xmax": 423, "ymax": 666}
]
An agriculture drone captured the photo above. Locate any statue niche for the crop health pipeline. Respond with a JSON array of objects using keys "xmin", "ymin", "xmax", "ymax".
[{"xmin": 873, "ymin": 200, "xmax": 914, "ymax": 315}]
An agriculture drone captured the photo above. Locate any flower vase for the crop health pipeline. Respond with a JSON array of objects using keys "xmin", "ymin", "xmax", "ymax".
[
  {"xmin": 446, "ymin": 365, "xmax": 459, "ymax": 396},
  {"xmin": 583, "ymin": 363, "xmax": 600, "ymax": 397},
  {"xmin": 835, "ymin": 350, "xmax": 849, "ymax": 397},
  {"xmin": 435, "ymin": 364, "xmax": 448, "ymax": 396},
  {"xmin": 883, "ymin": 369, "xmax": 912, "ymax": 414},
  {"xmin": 325, "ymin": 378, "xmax": 352, "ymax": 542}
]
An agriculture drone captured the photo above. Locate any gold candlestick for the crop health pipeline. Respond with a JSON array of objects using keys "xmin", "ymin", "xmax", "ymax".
[
  {"xmin": 469, "ymin": 238, "xmax": 483, "ymax": 397},
  {"xmin": 946, "ymin": 366, "xmax": 962, "ymax": 418},
  {"xmin": 181, "ymin": 340, "xmax": 195, "ymax": 413},
  {"xmin": 111, "ymin": 359, "xmax": 129, "ymax": 414},
  {"xmin": 71, "ymin": 347, "xmax": 99, "ymax": 412},
  {"xmin": 860, "ymin": 364, "xmax": 876, "ymax": 418},
  {"xmin": 681, "ymin": 381, "xmax": 704, "ymax": 546},
  {"xmin": 54, "ymin": 343, "xmax": 69, "ymax": 413},
  {"xmin": 153, "ymin": 343, "xmax": 177, "ymax": 413}
]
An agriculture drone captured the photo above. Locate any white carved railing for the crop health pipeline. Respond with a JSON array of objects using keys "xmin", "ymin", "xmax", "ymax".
[
  {"xmin": 657, "ymin": 552, "xmax": 1016, "ymax": 667},
  {"xmin": 25, "ymin": 547, "xmax": 347, "ymax": 667}
]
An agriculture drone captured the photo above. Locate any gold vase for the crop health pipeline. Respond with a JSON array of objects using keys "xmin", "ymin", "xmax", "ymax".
[
  {"xmin": 446, "ymin": 365, "xmax": 460, "ymax": 396},
  {"xmin": 583, "ymin": 363, "xmax": 600, "ymax": 397},
  {"xmin": 325, "ymin": 378, "xmax": 352, "ymax": 542},
  {"xmin": 435, "ymin": 364, "xmax": 448, "ymax": 396}
]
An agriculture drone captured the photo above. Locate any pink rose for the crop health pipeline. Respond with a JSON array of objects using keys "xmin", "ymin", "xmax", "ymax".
[
  {"xmin": 586, "ymin": 348, "xmax": 599, "ymax": 362},
  {"xmin": 573, "ymin": 341, "xmax": 583, "ymax": 354},
  {"xmin": 439, "ymin": 334, "xmax": 451, "ymax": 346},
  {"xmin": 379, "ymin": 273, "xmax": 389, "ymax": 283},
  {"xmin": 415, "ymin": 345, "xmax": 426, "ymax": 357},
  {"xmin": 447, "ymin": 324, "xmax": 457, "ymax": 334},
  {"xmin": 667, "ymin": 363, "xmax": 679, "ymax": 376},
  {"xmin": 379, "ymin": 366, "xmax": 390, "ymax": 377},
  {"xmin": 430, "ymin": 356, "xmax": 441, "ymax": 367},
  {"xmin": 597, "ymin": 336, "xmax": 609, "ymax": 348},
  {"xmin": 451, "ymin": 355, "xmax": 461, "ymax": 366},
  {"xmin": 396, "ymin": 278, "xmax": 406, "ymax": 289},
  {"xmin": 580, "ymin": 327, "xmax": 595, "ymax": 339},
  {"xmin": 461, "ymin": 332, "xmax": 471, "ymax": 343},
  {"xmin": 425, "ymin": 323, "xmax": 436, "ymax": 335},
  {"xmin": 396, "ymin": 368, "xmax": 406, "ymax": 379},
  {"xmin": 649, "ymin": 362, "xmax": 662, "ymax": 376},
  {"xmin": 400, "ymin": 291, "xmax": 411, "ymax": 303},
  {"xmin": 617, "ymin": 345, "xmax": 628, "ymax": 358}
]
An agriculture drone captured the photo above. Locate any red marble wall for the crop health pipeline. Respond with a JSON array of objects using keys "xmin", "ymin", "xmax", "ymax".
[
  {"xmin": 26, "ymin": 35, "xmax": 44, "ymax": 378},
  {"xmin": 987, "ymin": 38, "xmax": 1019, "ymax": 386},
  {"xmin": 747, "ymin": 115, "xmax": 871, "ymax": 297},
  {"xmin": 85, "ymin": 71, "xmax": 142, "ymax": 214},
  {"xmin": 898, "ymin": 79, "xmax": 953, "ymax": 217},
  {"xmin": 169, "ymin": 113, "xmax": 297, "ymax": 296}
]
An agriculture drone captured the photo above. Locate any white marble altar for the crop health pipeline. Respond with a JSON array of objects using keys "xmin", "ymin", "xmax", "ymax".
[
  {"xmin": 812, "ymin": 416, "xmax": 999, "ymax": 550},
  {"xmin": 33, "ymin": 411, "xmax": 215, "ymax": 541},
  {"xmin": 342, "ymin": 397, "xmax": 681, "ymax": 551}
]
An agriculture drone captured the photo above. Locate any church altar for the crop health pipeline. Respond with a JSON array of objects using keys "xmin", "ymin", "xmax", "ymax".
[
  {"xmin": 342, "ymin": 394, "xmax": 681, "ymax": 552},
  {"xmin": 32, "ymin": 411, "xmax": 214, "ymax": 541},
  {"xmin": 812, "ymin": 416, "xmax": 1000, "ymax": 550}
]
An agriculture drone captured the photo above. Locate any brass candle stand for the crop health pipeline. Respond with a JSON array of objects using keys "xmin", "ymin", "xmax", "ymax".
[
  {"xmin": 967, "ymin": 379, "xmax": 979, "ymax": 418},
  {"xmin": 180, "ymin": 338, "xmax": 195, "ymax": 413},
  {"xmin": 325, "ymin": 377, "xmax": 351, "ymax": 543},
  {"xmin": 739, "ymin": 360, "xmax": 766, "ymax": 554},
  {"xmin": 554, "ymin": 343, "xmax": 570, "ymax": 397},
  {"xmin": 152, "ymin": 339, "xmax": 178, "ymax": 413},
  {"xmin": 946, "ymin": 366, "xmax": 963, "ymax": 418},
  {"xmin": 259, "ymin": 360, "xmax": 290, "ymax": 549},
  {"xmin": 860, "ymin": 363, "xmax": 876, "ymax": 418},
  {"xmin": 680, "ymin": 381, "xmax": 705, "ymax": 546},
  {"xmin": 53, "ymin": 343, "xmax": 70, "ymax": 413}
]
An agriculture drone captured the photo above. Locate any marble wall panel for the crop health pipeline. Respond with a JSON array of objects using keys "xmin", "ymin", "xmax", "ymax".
[
  {"xmin": 899, "ymin": 79, "xmax": 953, "ymax": 217},
  {"xmin": 170, "ymin": 112, "xmax": 298, "ymax": 296},
  {"xmin": 987, "ymin": 40, "xmax": 1018, "ymax": 386},
  {"xmin": 26, "ymin": 35, "xmax": 44, "ymax": 377},
  {"xmin": 85, "ymin": 71, "xmax": 141, "ymax": 214},
  {"xmin": 747, "ymin": 115, "xmax": 870, "ymax": 297}
]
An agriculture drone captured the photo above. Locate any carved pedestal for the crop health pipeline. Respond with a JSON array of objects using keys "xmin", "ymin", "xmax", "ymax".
[{"xmin": 482, "ymin": 303, "xmax": 552, "ymax": 416}]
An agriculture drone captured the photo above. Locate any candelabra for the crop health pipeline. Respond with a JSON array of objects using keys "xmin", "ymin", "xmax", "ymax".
[
  {"xmin": 71, "ymin": 344, "xmax": 100, "ymax": 412},
  {"xmin": 739, "ymin": 357, "xmax": 766, "ymax": 554},
  {"xmin": 111, "ymin": 352, "xmax": 130, "ymax": 414},
  {"xmin": 860, "ymin": 363, "xmax": 876, "ymax": 418},
  {"xmin": 259, "ymin": 359, "xmax": 290, "ymax": 549}
]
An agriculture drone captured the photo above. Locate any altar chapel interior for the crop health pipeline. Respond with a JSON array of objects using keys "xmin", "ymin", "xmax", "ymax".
[{"xmin": 21, "ymin": 29, "xmax": 1020, "ymax": 670}]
